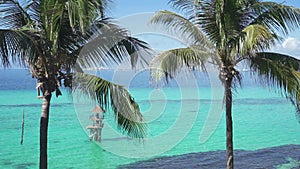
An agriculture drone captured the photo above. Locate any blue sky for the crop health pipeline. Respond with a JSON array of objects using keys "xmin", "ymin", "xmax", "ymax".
[
  {"xmin": 109, "ymin": 0, "xmax": 300, "ymax": 59},
  {"xmin": 110, "ymin": 0, "xmax": 171, "ymax": 18},
  {"xmin": 112, "ymin": 0, "xmax": 300, "ymax": 18},
  {"xmin": 112, "ymin": 0, "xmax": 300, "ymax": 17}
]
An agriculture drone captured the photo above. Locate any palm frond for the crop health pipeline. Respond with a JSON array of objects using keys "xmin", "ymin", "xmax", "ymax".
[
  {"xmin": 191, "ymin": 1, "xmax": 221, "ymax": 45},
  {"xmin": 234, "ymin": 24, "xmax": 278, "ymax": 56},
  {"xmin": 195, "ymin": 0, "xmax": 256, "ymax": 48},
  {"xmin": 41, "ymin": 0, "xmax": 105, "ymax": 53},
  {"xmin": 64, "ymin": 0, "xmax": 112, "ymax": 32},
  {"xmin": 0, "ymin": 29, "xmax": 38, "ymax": 67},
  {"xmin": 65, "ymin": 0, "xmax": 92, "ymax": 32},
  {"xmin": 251, "ymin": 2, "xmax": 300, "ymax": 35},
  {"xmin": 117, "ymin": 36, "xmax": 151, "ymax": 69},
  {"xmin": 77, "ymin": 21, "xmax": 151, "ymax": 69},
  {"xmin": 0, "ymin": 0, "xmax": 31, "ymax": 29},
  {"xmin": 89, "ymin": 0, "xmax": 112, "ymax": 18},
  {"xmin": 248, "ymin": 52, "xmax": 300, "ymax": 112},
  {"xmin": 150, "ymin": 47, "xmax": 210, "ymax": 83},
  {"xmin": 168, "ymin": 0, "xmax": 201, "ymax": 15},
  {"xmin": 23, "ymin": 0, "xmax": 42, "ymax": 24},
  {"xmin": 40, "ymin": 0, "xmax": 65, "ymax": 53},
  {"xmin": 72, "ymin": 72, "xmax": 147, "ymax": 138},
  {"xmin": 150, "ymin": 10, "xmax": 212, "ymax": 48}
]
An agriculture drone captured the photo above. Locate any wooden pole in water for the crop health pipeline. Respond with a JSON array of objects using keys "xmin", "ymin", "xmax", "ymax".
[{"xmin": 20, "ymin": 109, "xmax": 25, "ymax": 145}]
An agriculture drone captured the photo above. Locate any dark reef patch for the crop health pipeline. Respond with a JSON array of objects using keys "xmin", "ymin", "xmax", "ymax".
[{"xmin": 118, "ymin": 144, "xmax": 300, "ymax": 169}]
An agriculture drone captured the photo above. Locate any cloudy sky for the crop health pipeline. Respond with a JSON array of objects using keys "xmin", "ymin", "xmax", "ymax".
[{"xmin": 111, "ymin": 0, "xmax": 300, "ymax": 59}]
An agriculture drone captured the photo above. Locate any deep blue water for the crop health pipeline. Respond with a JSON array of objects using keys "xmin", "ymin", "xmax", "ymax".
[{"xmin": 0, "ymin": 68, "xmax": 260, "ymax": 89}]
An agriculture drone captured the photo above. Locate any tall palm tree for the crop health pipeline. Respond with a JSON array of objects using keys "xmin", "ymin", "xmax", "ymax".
[
  {"xmin": 150, "ymin": 0, "xmax": 300, "ymax": 168},
  {"xmin": 0, "ymin": 0, "xmax": 149, "ymax": 168}
]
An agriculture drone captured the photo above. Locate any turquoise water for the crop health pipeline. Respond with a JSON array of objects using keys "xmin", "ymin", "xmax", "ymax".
[{"xmin": 0, "ymin": 69, "xmax": 299, "ymax": 168}]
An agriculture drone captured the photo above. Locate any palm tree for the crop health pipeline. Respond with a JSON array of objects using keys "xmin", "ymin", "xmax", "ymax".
[
  {"xmin": 150, "ymin": 0, "xmax": 300, "ymax": 168},
  {"xmin": 0, "ymin": 0, "xmax": 149, "ymax": 168}
]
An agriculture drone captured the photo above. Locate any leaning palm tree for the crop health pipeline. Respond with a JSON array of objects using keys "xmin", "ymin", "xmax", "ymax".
[
  {"xmin": 150, "ymin": 0, "xmax": 300, "ymax": 168},
  {"xmin": 0, "ymin": 0, "xmax": 149, "ymax": 168}
]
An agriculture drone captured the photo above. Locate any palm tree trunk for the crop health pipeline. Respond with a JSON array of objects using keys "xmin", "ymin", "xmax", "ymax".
[
  {"xmin": 225, "ymin": 78, "xmax": 234, "ymax": 169},
  {"xmin": 40, "ymin": 93, "xmax": 52, "ymax": 169}
]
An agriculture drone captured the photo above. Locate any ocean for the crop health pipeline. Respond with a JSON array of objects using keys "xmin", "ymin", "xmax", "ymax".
[{"xmin": 0, "ymin": 69, "xmax": 299, "ymax": 169}]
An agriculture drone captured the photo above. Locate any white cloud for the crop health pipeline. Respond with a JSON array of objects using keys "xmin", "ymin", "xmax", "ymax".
[
  {"xmin": 282, "ymin": 37, "xmax": 300, "ymax": 51},
  {"xmin": 270, "ymin": 37, "xmax": 300, "ymax": 59}
]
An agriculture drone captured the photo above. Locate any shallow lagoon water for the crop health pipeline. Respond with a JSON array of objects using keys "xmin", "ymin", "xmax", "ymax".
[{"xmin": 0, "ymin": 69, "xmax": 299, "ymax": 169}]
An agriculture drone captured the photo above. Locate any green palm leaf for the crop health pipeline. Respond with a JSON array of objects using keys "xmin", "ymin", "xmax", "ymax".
[
  {"xmin": 0, "ymin": 0, "xmax": 31, "ymax": 28},
  {"xmin": 234, "ymin": 24, "xmax": 278, "ymax": 56},
  {"xmin": 23, "ymin": 0, "xmax": 41, "ymax": 23},
  {"xmin": 150, "ymin": 47, "xmax": 211, "ymax": 82},
  {"xmin": 78, "ymin": 21, "xmax": 151, "ymax": 69},
  {"xmin": 150, "ymin": 10, "xmax": 212, "ymax": 48},
  {"xmin": 0, "ymin": 29, "xmax": 38, "ymax": 67},
  {"xmin": 248, "ymin": 52, "xmax": 300, "ymax": 111},
  {"xmin": 72, "ymin": 72, "xmax": 147, "ymax": 138},
  {"xmin": 168, "ymin": 0, "xmax": 201, "ymax": 16},
  {"xmin": 251, "ymin": 2, "xmax": 300, "ymax": 35}
]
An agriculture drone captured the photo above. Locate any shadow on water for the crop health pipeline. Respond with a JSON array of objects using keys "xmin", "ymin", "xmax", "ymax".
[{"xmin": 118, "ymin": 145, "xmax": 300, "ymax": 169}]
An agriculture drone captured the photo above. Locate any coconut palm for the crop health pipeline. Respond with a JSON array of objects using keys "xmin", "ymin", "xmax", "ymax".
[
  {"xmin": 0, "ymin": 0, "xmax": 149, "ymax": 168},
  {"xmin": 150, "ymin": 0, "xmax": 300, "ymax": 168}
]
